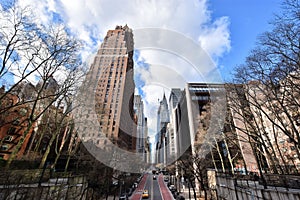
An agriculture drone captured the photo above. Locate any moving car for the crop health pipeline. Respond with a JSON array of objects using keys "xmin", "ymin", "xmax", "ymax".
[
  {"xmin": 142, "ymin": 189, "xmax": 149, "ymax": 199},
  {"xmin": 153, "ymin": 175, "xmax": 156, "ymax": 180}
]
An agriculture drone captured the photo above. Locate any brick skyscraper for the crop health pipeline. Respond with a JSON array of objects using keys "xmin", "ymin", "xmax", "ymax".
[{"xmin": 87, "ymin": 25, "xmax": 135, "ymax": 151}]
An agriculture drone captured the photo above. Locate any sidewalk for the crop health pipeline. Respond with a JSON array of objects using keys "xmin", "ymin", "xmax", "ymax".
[
  {"xmin": 180, "ymin": 187, "xmax": 193, "ymax": 200},
  {"xmin": 179, "ymin": 187, "xmax": 204, "ymax": 200}
]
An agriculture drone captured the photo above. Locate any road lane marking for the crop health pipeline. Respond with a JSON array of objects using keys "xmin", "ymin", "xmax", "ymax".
[{"xmin": 151, "ymin": 175, "xmax": 154, "ymax": 200}]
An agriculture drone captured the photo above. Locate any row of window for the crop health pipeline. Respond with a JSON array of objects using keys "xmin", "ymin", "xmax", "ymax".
[
  {"xmin": 96, "ymin": 55, "xmax": 126, "ymax": 63},
  {"xmin": 191, "ymin": 95, "xmax": 210, "ymax": 101},
  {"xmin": 1, "ymin": 135, "xmax": 14, "ymax": 142},
  {"xmin": 189, "ymin": 87, "xmax": 225, "ymax": 92},
  {"xmin": 101, "ymin": 50, "xmax": 124, "ymax": 55}
]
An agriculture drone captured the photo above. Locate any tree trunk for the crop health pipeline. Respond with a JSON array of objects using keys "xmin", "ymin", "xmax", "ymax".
[
  {"xmin": 223, "ymin": 136, "xmax": 235, "ymax": 174},
  {"xmin": 64, "ymin": 154, "xmax": 71, "ymax": 173},
  {"xmin": 210, "ymin": 147, "xmax": 218, "ymax": 171},
  {"xmin": 39, "ymin": 128, "xmax": 60, "ymax": 168},
  {"xmin": 53, "ymin": 124, "xmax": 69, "ymax": 167},
  {"xmin": 215, "ymin": 138, "xmax": 225, "ymax": 172}
]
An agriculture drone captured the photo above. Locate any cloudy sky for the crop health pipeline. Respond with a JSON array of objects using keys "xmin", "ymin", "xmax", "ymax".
[{"xmin": 0, "ymin": 0, "xmax": 282, "ymax": 139}]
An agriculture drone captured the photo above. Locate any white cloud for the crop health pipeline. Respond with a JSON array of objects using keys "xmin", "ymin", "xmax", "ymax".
[
  {"xmin": 56, "ymin": 0, "xmax": 231, "ymax": 62},
  {"xmin": 198, "ymin": 16, "xmax": 231, "ymax": 58},
  {"xmin": 11, "ymin": 0, "xmax": 231, "ymax": 64},
  {"xmin": 9, "ymin": 0, "xmax": 231, "ymax": 137}
]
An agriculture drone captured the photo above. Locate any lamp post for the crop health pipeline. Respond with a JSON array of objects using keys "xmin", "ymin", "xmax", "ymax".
[
  {"xmin": 119, "ymin": 180, "xmax": 124, "ymax": 197},
  {"xmin": 181, "ymin": 176, "xmax": 184, "ymax": 192},
  {"xmin": 187, "ymin": 179, "xmax": 191, "ymax": 199}
]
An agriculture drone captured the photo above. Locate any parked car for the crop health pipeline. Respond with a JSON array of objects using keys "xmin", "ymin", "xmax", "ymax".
[
  {"xmin": 169, "ymin": 184, "xmax": 176, "ymax": 192},
  {"xmin": 164, "ymin": 176, "xmax": 169, "ymax": 182},
  {"xmin": 126, "ymin": 188, "xmax": 133, "ymax": 196},
  {"xmin": 176, "ymin": 195, "xmax": 185, "ymax": 200},
  {"xmin": 119, "ymin": 193, "xmax": 128, "ymax": 200}
]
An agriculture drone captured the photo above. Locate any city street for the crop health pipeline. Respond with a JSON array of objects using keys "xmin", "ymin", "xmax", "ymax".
[
  {"xmin": 1, "ymin": 1, "xmax": 299, "ymax": 200},
  {"xmin": 130, "ymin": 173, "xmax": 174, "ymax": 200}
]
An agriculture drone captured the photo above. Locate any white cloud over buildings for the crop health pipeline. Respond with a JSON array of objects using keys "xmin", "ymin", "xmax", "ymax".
[{"xmin": 7, "ymin": 0, "xmax": 231, "ymax": 136}]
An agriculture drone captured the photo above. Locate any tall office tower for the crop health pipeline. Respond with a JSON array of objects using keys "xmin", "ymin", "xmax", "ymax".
[
  {"xmin": 134, "ymin": 95, "xmax": 147, "ymax": 159},
  {"xmin": 88, "ymin": 25, "xmax": 135, "ymax": 151},
  {"xmin": 168, "ymin": 88, "xmax": 182, "ymax": 161},
  {"xmin": 155, "ymin": 93, "xmax": 170, "ymax": 165}
]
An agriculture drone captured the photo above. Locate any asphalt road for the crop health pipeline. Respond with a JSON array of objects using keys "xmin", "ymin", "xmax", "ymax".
[
  {"xmin": 130, "ymin": 173, "xmax": 174, "ymax": 200},
  {"xmin": 144, "ymin": 174, "xmax": 163, "ymax": 200}
]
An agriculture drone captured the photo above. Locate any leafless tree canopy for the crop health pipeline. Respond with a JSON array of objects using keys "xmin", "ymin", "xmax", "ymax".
[
  {"xmin": 230, "ymin": 0, "xmax": 300, "ymax": 175},
  {"xmin": 0, "ymin": 3, "xmax": 84, "ymax": 168}
]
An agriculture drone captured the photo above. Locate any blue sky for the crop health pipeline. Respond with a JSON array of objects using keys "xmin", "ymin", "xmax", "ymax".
[{"xmin": 209, "ymin": 0, "xmax": 282, "ymax": 81}]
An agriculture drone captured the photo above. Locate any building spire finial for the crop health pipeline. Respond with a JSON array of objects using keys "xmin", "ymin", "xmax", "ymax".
[{"xmin": 162, "ymin": 90, "xmax": 166, "ymax": 101}]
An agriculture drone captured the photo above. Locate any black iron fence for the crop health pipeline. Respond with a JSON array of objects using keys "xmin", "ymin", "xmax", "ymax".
[
  {"xmin": 0, "ymin": 170, "xmax": 88, "ymax": 200},
  {"xmin": 215, "ymin": 172, "xmax": 300, "ymax": 200}
]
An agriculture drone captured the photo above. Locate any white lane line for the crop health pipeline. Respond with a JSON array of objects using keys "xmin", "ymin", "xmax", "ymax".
[{"xmin": 151, "ymin": 175, "xmax": 154, "ymax": 200}]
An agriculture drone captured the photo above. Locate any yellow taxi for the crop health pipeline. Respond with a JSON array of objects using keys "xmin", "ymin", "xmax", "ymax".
[{"xmin": 142, "ymin": 189, "xmax": 149, "ymax": 199}]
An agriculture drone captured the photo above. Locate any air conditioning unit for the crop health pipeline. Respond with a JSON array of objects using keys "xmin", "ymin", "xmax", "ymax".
[{"xmin": 4, "ymin": 136, "xmax": 13, "ymax": 142}]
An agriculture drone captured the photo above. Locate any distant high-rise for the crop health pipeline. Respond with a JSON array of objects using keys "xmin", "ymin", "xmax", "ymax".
[
  {"xmin": 155, "ymin": 93, "xmax": 170, "ymax": 165},
  {"xmin": 168, "ymin": 88, "xmax": 182, "ymax": 161},
  {"xmin": 88, "ymin": 25, "xmax": 135, "ymax": 151},
  {"xmin": 134, "ymin": 95, "xmax": 149, "ymax": 161}
]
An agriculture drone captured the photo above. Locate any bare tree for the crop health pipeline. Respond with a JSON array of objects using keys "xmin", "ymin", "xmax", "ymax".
[
  {"xmin": 38, "ymin": 97, "xmax": 73, "ymax": 169},
  {"xmin": 0, "ymin": 3, "xmax": 84, "ymax": 169},
  {"xmin": 231, "ymin": 0, "xmax": 300, "ymax": 175}
]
